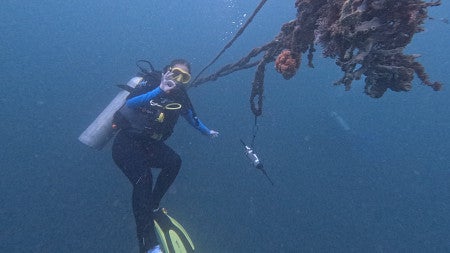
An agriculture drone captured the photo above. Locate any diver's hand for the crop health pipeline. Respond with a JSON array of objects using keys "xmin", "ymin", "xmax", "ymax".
[
  {"xmin": 209, "ymin": 130, "xmax": 219, "ymax": 138},
  {"xmin": 159, "ymin": 71, "xmax": 176, "ymax": 92}
]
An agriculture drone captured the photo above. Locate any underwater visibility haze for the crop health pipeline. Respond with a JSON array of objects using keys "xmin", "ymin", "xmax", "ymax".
[{"xmin": 1, "ymin": 0, "xmax": 449, "ymax": 252}]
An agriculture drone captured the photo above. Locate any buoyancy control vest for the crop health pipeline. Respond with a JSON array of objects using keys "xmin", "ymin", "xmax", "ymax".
[
  {"xmin": 79, "ymin": 60, "xmax": 198, "ymax": 149},
  {"xmin": 114, "ymin": 76, "xmax": 191, "ymax": 142}
]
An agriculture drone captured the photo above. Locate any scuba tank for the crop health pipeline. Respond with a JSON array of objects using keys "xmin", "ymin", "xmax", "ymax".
[{"xmin": 78, "ymin": 77, "xmax": 143, "ymax": 150}]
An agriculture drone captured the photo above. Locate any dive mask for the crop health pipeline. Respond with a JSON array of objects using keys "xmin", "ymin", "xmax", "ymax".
[{"xmin": 170, "ymin": 67, "xmax": 191, "ymax": 84}]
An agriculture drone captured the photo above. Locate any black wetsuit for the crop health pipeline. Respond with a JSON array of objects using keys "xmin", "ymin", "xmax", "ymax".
[{"xmin": 112, "ymin": 79, "xmax": 211, "ymax": 252}]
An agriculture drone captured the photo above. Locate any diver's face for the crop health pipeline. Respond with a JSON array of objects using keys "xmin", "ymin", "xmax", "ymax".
[
  {"xmin": 172, "ymin": 63, "xmax": 189, "ymax": 74},
  {"xmin": 170, "ymin": 64, "xmax": 191, "ymax": 84}
]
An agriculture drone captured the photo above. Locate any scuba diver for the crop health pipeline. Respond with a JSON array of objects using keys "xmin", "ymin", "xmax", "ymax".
[{"xmin": 112, "ymin": 59, "xmax": 219, "ymax": 253}]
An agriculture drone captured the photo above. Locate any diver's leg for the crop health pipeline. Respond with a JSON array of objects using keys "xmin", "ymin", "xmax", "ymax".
[
  {"xmin": 112, "ymin": 131, "xmax": 159, "ymax": 253},
  {"xmin": 131, "ymin": 171, "xmax": 158, "ymax": 253},
  {"xmin": 149, "ymin": 142, "xmax": 181, "ymax": 209}
]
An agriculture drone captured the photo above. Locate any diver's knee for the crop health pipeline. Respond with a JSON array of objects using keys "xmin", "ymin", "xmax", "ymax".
[{"xmin": 172, "ymin": 154, "xmax": 182, "ymax": 170}]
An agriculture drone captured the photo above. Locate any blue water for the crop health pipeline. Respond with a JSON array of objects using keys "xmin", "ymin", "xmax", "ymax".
[{"xmin": 1, "ymin": 1, "xmax": 449, "ymax": 252}]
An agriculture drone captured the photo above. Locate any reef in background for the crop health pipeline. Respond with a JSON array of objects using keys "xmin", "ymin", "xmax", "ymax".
[
  {"xmin": 275, "ymin": 0, "xmax": 442, "ymax": 98},
  {"xmin": 193, "ymin": 0, "xmax": 442, "ymax": 116}
]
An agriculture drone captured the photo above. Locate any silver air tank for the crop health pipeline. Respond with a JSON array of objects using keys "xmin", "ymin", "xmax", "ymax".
[{"xmin": 78, "ymin": 77, "xmax": 143, "ymax": 150}]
